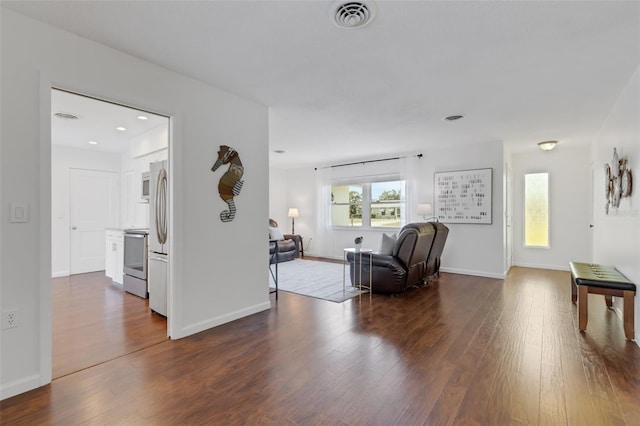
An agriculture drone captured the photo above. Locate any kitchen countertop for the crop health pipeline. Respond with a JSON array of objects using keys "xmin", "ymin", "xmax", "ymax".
[
  {"xmin": 106, "ymin": 227, "xmax": 149, "ymax": 234},
  {"xmin": 124, "ymin": 228, "xmax": 149, "ymax": 234}
]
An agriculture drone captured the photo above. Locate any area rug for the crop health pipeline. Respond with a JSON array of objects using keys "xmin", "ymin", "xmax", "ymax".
[{"xmin": 270, "ymin": 258, "xmax": 367, "ymax": 303}]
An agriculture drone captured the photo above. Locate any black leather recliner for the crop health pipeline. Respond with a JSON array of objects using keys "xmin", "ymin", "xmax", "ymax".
[
  {"xmin": 347, "ymin": 222, "xmax": 437, "ymax": 295},
  {"xmin": 269, "ymin": 219, "xmax": 301, "ymax": 263}
]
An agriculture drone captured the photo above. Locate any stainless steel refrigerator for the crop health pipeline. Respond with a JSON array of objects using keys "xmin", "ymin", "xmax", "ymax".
[{"xmin": 148, "ymin": 160, "xmax": 168, "ymax": 317}]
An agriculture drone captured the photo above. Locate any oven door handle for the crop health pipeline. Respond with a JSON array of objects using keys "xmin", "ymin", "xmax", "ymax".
[{"xmin": 125, "ymin": 234, "xmax": 146, "ymax": 239}]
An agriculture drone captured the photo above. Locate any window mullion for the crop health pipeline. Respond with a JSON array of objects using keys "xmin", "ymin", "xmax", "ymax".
[{"xmin": 363, "ymin": 183, "xmax": 371, "ymax": 227}]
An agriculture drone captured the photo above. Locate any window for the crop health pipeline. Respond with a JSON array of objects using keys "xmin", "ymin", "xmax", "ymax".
[
  {"xmin": 331, "ymin": 180, "xmax": 404, "ymax": 228},
  {"xmin": 331, "ymin": 184, "xmax": 363, "ymax": 227},
  {"xmin": 371, "ymin": 181, "xmax": 403, "ymax": 228},
  {"xmin": 524, "ymin": 173, "xmax": 549, "ymax": 247}
]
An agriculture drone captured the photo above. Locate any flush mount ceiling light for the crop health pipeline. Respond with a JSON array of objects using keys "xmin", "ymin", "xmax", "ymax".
[
  {"xmin": 54, "ymin": 112, "xmax": 78, "ymax": 120},
  {"xmin": 443, "ymin": 114, "xmax": 464, "ymax": 122},
  {"xmin": 116, "ymin": 126, "xmax": 127, "ymax": 131},
  {"xmin": 538, "ymin": 140, "xmax": 558, "ymax": 151},
  {"xmin": 88, "ymin": 140, "xmax": 98, "ymax": 145},
  {"xmin": 331, "ymin": 1, "xmax": 376, "ymax": 29},
  {"xmin": 137, "ymin": 115, "xmax": 148, "ymax": 120}
]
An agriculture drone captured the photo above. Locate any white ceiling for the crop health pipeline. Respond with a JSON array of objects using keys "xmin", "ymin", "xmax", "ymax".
[
  {"xmin": 5, "ymin": 1, "xmax": 640, "ymax": 168},
  {"xmin": 52, "ymin": 89, "xmax": 168, "ymax": 154}
]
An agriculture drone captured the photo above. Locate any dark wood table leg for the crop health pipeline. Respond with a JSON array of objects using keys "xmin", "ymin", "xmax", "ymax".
[{"xmin": 578, "ymin": 285, "xmax": 588, "ymax": 332}]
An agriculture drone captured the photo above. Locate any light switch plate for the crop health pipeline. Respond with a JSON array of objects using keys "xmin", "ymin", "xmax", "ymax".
[{"xmin": 10, "ymin": 203, "xmax": 29, "ymax": 223}]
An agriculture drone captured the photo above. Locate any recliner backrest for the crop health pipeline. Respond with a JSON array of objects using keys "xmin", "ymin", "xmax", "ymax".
[
  {"xmin": 393, "ymin": 223, "xmax": 435, "ymax": 268},
  {"xmin": 393, "ymin": 222, "xmax": 436, "ymax": 289},
  {"xmin": 425, "ymin": 222, "xmax": 449, "ymax": 277}
]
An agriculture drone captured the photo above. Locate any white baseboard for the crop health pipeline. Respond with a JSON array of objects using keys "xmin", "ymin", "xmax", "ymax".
[
  {"xmin": 174, "ymin": 301, "xmax": 271, "ymax": 340},
  {"xmin": 440, "ymin": 267, "xmax": 505, "ymax": 280},
  {"xmin": 512, "ymin": 262, "xmax": 570, "ymax": 272},
  {"xmin": 0, "ymin": 373, "xmax": 41, "ymax": 401},
  {"xmin": 51, "ymin": 270, "xmax": 69, "ymax": 278}
]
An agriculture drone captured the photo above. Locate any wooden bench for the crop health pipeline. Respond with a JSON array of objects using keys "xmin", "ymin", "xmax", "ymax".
[{"xmin": 570, "ymin": 262, "xmax": 636, "ymax": 340}]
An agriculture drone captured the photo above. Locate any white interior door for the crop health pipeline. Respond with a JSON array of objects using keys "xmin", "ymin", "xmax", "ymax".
[{"xmin": 70, "ymin": 169, "xmax": 120, "ymax": 274}]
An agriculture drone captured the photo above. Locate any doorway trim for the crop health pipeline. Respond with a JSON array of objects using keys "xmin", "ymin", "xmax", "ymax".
[{"xmin": 40, "ymin": 73, "xmax": 175, "ymax": 388}]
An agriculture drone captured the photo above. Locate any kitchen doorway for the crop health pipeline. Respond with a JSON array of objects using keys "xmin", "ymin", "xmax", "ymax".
[{"xmin": 51, "ymin": 88, "xmax": 170, "ymax": 378}]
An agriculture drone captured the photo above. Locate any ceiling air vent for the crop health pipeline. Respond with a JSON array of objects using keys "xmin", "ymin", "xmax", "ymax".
[
  {"xmin": 331, "ymin": 1, "xmax": 376, "ymax": 29},
  {"xmin": 54, "ymin": 112, "xmax": 79, "ymax": 120}
]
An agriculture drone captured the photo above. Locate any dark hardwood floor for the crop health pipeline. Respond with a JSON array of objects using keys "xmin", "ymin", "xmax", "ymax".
[
  {"xmin": 2, "ymin": 267, "xmax": 639, "ymax": 425},
  {"xmin": 51, "ymin": 272, "xmax": 167, "ymax": 378}
]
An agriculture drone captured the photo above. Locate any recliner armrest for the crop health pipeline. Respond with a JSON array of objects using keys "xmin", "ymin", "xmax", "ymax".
[
  {"xmin": 346, "ymin": 252, "xmax": 400, "ymax": 269},
  {"xmin": 282, "ymin": 234, "xmax": 301, "ymax": 257}
]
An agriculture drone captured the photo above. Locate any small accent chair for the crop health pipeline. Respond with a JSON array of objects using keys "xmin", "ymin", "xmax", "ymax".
[
  {"xmin": 269, "ymin": 219, "xmax": 301, "ymax": 263},
  {"xmin": 347, "ymin": 222, "xmax": 436, "ymax": 295}
]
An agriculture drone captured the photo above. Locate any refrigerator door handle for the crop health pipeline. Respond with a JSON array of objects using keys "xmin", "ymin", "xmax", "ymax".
[{"xmin": 155, "ymin": 167, "xmax": 168, "ymax": 245}]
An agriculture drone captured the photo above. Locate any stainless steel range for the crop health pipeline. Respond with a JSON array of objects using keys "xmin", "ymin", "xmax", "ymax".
[{"xmin": 123, "ymin": 228, "xmax": 149, "ymax": 298}]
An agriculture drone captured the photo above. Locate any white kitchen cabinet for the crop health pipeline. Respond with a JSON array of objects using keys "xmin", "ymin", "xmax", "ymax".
[{"xmin": 105, "ymin": 229, "xmax": 124, "ymax": 285}]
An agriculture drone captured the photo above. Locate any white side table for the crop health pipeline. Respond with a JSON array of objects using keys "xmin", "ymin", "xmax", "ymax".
[{"xmin": 343, "ymin": 248, "xmax": 373, "ymax": 300}]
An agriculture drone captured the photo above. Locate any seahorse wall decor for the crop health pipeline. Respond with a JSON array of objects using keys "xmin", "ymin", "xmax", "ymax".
[{"xmin": 211, "ymin": 145, "xmax": 244, "ymax": 222}]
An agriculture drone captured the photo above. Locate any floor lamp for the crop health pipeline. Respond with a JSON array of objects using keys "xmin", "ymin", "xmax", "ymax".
[{"xmin": 288, "ymin": 208, "xmax": 299, "ymax": 234}]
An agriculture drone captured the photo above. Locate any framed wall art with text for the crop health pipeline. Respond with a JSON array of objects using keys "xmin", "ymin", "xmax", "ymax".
[{"xmin": 434, "ymin": 168, "xmax": 492, "ymax": 224}]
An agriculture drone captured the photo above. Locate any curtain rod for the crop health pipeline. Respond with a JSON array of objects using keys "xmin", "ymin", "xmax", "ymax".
[{"xmin": 314, "ymin": 153, "xmax": 422, "ymax": 170}]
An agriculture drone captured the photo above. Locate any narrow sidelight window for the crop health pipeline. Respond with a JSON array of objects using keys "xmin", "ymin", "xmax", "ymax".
[{"xmin": 524, "ymin": 173, "xmax": 549, "ymax": 247}]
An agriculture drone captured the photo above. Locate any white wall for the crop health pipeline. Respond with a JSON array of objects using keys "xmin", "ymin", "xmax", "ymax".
[
  {"xmin": 273, "ymin": 141, "xmax": 505, "ymax": 278},
  {"xmin": 1, "ymin": 9, "xmax": 270, "ymax": 399},
  {"xmin": 131, "ymin": 123, "xmax": 168, "ymax": 159},
  {"xmin": 415, "ymin": 141, "xmax": 505, "ymax": 278},
  {"xmin": 269, "ymin": 167, "xmax": 288, "ymax": 230},
  {"xmin": 511, "ymin": 145, "xmax": 591, "ymax": 270},
  {"xmin": 51, "ymin": 145, "xmax": 122, "ymax": 277},
  {"xmin": 592, "ymin": 65, "xmax": 639, "ymax": 342}
]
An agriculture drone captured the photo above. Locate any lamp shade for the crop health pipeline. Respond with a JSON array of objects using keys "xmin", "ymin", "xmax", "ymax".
[
  {"xmin": 537, "ymin": 140, "xmax": 558, "ymax": 151},
  {"xmin": 417, "ymin": 203, "xmax": 433, "ymax": 216},
  {"xmin": 287, "ymin": 208, "xmax": 299, "ymax": 218}
]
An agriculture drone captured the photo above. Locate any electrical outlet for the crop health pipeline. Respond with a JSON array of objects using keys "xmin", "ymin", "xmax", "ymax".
[{"xmin": 2, "ymin": 310, "xmax": 19, "ymax": 329}]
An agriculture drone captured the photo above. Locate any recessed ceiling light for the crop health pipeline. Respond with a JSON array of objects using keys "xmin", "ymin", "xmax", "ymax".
[
  {"xmin": 116, "ymin": 126, "xmax": 127, "ymax": 131},
  {"xmin": 137, "ymin": 115, "xmax": 148, "ymax": 120},
  {"xmin": 274, "ymin": 150, "xmax": 287, "ymax": 154},
  {"xmin": 443, "ymin": 114, "xmax": 464, "ymax": 122},
  {"xmin": 88, "ymin": 141, "xmax": 98, "ymax": 145}
]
